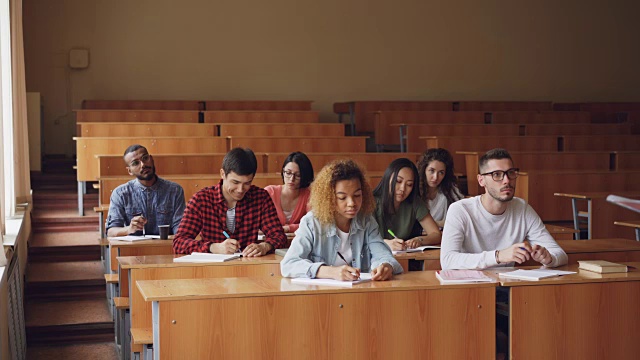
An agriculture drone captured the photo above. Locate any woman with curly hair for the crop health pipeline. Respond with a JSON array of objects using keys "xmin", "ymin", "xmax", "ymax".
[
  {"xmin": 417, "ymin": 148, "xmax": 464, "ymax": 227},
  {"xmin": 373, "ymin": 158, "xmax": 441, "ymax": 252},
  {"xmin": 281, "ymin": 159, "xmax": 403, "ymax": 281}
]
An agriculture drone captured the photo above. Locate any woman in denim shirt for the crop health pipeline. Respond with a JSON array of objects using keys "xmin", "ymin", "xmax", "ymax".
[{"xmin": 281, "ymin": 159, "xmax": 403, "ymax": 281}]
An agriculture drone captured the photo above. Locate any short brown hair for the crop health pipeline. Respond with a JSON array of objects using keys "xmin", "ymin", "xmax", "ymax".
[{"xmin": 479, "ymin": 148, "xmax": 513, "ymax": 173}]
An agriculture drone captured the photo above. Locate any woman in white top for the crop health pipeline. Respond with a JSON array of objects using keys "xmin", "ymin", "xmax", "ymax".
[{"xmin": 417, "ymin": 148, "xmax": 463, "ymax": 227}]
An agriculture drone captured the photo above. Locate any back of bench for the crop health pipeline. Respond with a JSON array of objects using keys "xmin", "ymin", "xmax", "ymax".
[
  {"xmin": 355, "ymin": 102, "xmax": 454, "ymax": 133},
  {"xmin": 205, "ymin": 101, "xmax": 313, "ymax": 111},
  {"xmin": 458, "ymin": 101, "xmax": 553, "ymax": 111},
  {"xmin": 82, "ymin": 100, "xmax": 201, "ymax": 110},
  {"xmin": 99, "ymin": 172, "xmax": 384, "ymax": 205},
  {"xmin": 523, "ymin": 123, "xmax": 631, "ymax": 136},
  {"xmin": 402, "ymin": 124, "xmax": 521, "ymax": 149},
  {"xmin": 75, "ymin": 110, "xmax": 200, "ymax": 123},
  {"xmin": 419, "ymin": 136, "xmax": 559, "ymax": 162},
  {"xmin": 374, "ymin": 111, "xmax": 486, "ymax": 145},
  {"xmin": 97, "ymin": 153, "xmax": 268, "ymax": 177},
  {"xmin": 266, "ymin": 152, "xmax": 423, "ymax": 174},
  {"xmin": 461, "ymin": 151, "xmax": 613, "ymax": 196},
  {"xmin": 78, "ymin": 123, "xmax": 217, "ymax": 137},
  {"xmin": 218, "ymin": 123, "xmax": 344, "ymax": 137},
  {"xmin": 76, "ymin": 137, "xmax": 229, "ymax": 182},
  {"xmin": 563, "ymin": 135, "xmax": 640, "ymax": 151},
  {"xmin": 203, "ymin": 111, "xmax": 319, "ymax": 123},
  {"xmin": 491, "ymin": 111, "xmax": 590, "ymax": 124},
  {"xmin": 615, "ymin": 151, "xmax": 640, "ymax": 171},
  {"xmin": 228, "ymin": 136, "xmax": 367, "ymax": 153}
]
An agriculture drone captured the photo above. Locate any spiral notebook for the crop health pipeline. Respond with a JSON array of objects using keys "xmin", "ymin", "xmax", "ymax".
[{"xmin": 291, "ymin": 273, "xmax": 373, "ymax": 288}]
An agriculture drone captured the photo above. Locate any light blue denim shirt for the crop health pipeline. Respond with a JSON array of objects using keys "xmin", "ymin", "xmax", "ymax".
[
  {"xmin": 106, "ymin": 177, "xmax": 186, "ymax": 236},
  {"xmin": 281, "ymin": 211, "xmax": 403, "ymax": 278}
]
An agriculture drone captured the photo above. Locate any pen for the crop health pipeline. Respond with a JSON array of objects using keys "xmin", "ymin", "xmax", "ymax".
[
  {"xmin": 387, "ymin": 229, "xmax": 396, "ymax": 238},
  {"xmin": 223, "ymin": 231, "xmax": 241, "ymax": 253},
  {"xmin": 337, "ymin": 251, "xmax": 359, "ymax": 279},
  {"xmin": 132, "ymin": 212, "xmax": 146, "ymax": 237}
]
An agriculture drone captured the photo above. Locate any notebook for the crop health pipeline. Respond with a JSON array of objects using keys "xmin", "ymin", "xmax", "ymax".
[
  {"xmin": 173, "ymin": 252, "xmax": 241, "ymax": 263},
  {"xmin": 435, "ymin": 270, "xmax": 494, "ymax": 284},
  {"xmin": 499, "ymin": 269, "xmax": 576, "ymax": 281},
  {"xmin": 392, "ymin": 245, "xmax": 441, "ymax": 255},
  {"xmin": 606, "ymin": 195, "xmax": 640, "ymax": 214},
  {"xmin": 291, "ymin": 273, "xmax": 373, "ymax": 288},
  {"xmin": 110, "ymin": 235, "xmax": 160, "ymax": 241}
]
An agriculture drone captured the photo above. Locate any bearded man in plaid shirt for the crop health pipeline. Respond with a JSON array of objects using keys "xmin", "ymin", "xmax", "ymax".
[{"xmin": 173, "ymin": 148, "xmax": 286, "ymax": 256}]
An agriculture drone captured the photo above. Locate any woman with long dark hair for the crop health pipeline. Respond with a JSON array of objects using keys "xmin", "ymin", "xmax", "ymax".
[
  {"xmin": 417, "ymin": 148, "xmax": 463, "ymax": 227},
  {"xmin": 373, "ymin": 158, "xmax": 441, "ymax": 251}
]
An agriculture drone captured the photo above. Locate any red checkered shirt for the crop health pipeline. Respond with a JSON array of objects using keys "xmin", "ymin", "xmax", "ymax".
[{"xmin": 173, "ymin": 179, "xmax": 286, "ymax": 254}]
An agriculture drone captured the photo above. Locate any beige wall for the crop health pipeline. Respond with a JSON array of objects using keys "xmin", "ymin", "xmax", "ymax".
[{"xmin": 23, "ymin": 0, "xmax": 640, "ymax": 155}]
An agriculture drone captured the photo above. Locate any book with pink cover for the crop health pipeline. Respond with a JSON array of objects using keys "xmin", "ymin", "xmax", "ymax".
[
  {"xmin": 435, "ymin": 270, "xmax": 494, "ymax": 284},
  {"xmin": 607, "ymin": 195, "xmax": 640, "ymax": 213}
]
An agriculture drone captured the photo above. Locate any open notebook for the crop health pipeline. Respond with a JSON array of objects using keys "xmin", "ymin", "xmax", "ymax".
[
  {"xmin": 173, "ymin": 252, "xmax": 241, "ymax": 263},
  {"xmin": 110, "ymin": 235, "xmax": 160, "ymax": 242},
  {"xmin": 392, "ymin": 245, "xmax": 440, "ymax": 255},
  {"xmin": 498, "ymin": 269, "xmax": 576, "ymax": 281},
  {"xmin": 291, "ymin": 273, "xmax": 373, "ymax": 288}
]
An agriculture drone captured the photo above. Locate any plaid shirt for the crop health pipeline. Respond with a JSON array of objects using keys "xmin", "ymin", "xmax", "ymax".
[{"xmin": 173, "ymin": 179, "xmax": 286, "ymax": 254}]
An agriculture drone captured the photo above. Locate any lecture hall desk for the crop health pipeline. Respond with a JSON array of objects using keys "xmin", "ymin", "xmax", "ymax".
[
  {"xmin": 396, "ymin": 238, "xmax": 640, "ymax": 270},
  {"xmin": 489, "ymin": 262, "xmax": 640, "ymax": 360},
  {"xmin": 137, "ymin": 271, "xmax": 497, "ymax": 360}
]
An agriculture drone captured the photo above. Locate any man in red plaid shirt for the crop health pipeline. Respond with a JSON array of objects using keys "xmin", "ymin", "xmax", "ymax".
[{"xmin": 173, "ymin": 148, "xmax": 286, "ymax": 256}]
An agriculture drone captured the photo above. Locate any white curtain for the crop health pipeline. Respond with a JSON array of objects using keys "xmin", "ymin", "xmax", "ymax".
[{"xmin": 10, "ymin": 0, "xmax": 30, "ymax": 205}]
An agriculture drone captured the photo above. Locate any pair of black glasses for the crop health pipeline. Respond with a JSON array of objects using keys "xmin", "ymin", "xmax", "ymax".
[{"xmin": 480, "ymin": 168, "xmax": 519, "ymax": 181}]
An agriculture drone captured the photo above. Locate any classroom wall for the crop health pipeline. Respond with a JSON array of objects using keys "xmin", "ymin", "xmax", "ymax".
[{"xmin": 22, "ymin": 0, "xmax": 640, "ymax": 156}]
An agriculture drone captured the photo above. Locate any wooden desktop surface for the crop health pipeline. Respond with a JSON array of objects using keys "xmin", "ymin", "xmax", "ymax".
[
  {"xmin": 495, "ymin": 262, "xmax": 640, "ymax": 360},
  {"xmin": 139, "ymin": 271, "xmax": 496, "ymax": 359}
]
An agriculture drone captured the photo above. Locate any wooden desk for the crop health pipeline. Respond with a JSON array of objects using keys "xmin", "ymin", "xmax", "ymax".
[
  {"xmin": 396, "ymin": 238, "xmax": 640, "ymax": 271},
  {"xmin": 494, "ymin": 262, "xmax": 640, "ymax": 360},
  {"xmin": 545, "ymin": 224, "xmax": 579, "ymax": 240},
  {"xmin": 108, "ymin": 238, "xmax": 174, "ymax": 294},
  {"xmin": 138, "ymin": 271, "xmax": 497, "ymax": 359},
  {"xmin": 120, "ymin": 254, "xmax": 283, "ymax": 356}
]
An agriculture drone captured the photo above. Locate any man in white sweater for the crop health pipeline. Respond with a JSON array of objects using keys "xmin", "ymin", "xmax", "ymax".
[{"xmin": 440, "ymin": 148, "xmax": 568, "ymax": 270}]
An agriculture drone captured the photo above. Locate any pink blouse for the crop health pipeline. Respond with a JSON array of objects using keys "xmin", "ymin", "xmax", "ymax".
[{"xmin": 264, "ymin": 185, "xmax": 311, "ymax": 232}]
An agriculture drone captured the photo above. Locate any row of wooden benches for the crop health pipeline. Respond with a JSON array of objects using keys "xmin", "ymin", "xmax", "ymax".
[{"xmin": 333, "ymin": 100, "xmax": 640, "ymax": 133}]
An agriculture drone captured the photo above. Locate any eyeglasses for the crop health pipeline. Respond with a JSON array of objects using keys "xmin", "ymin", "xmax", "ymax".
[
  {"xmin": 128, "ymin": 154, "xmax": 151, "ymax": 168},
  {"xmin": 480, "ymin": 168, "xmax": 519, "ymax": 181},
  {"xmin": 283, "ymin": 170, "xmax": 301, "ymax": 179}
]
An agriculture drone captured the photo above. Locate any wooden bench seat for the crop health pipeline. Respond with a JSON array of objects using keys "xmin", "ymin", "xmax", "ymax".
[
  {"xmin": 228, "ymin": 136, "xmax": 368, "ymax": 153},
  {"xmin": 105, "ymin": 273, "xmax": 118, "ymax": 284},
  {"xmin": 78, "ymin": 122, "xmax": 217, "ymax": 137},
  {"xmin": 205, "ymin": 100, "xmax": 313, "ymax": 111},
  {"xmin": 82, "ymin": 100, "xmax": 202, "ymax": 110},
  {"xmin": 75, "ymin": 110, "xmax": 200, "ymax": 123},
  {"xmin": 203, "ymin": 111, "xmax": 319, "ymax": 123},
  {"xmin": 218, "ymin": 123, "xmax": 345, "ymax": 137}
]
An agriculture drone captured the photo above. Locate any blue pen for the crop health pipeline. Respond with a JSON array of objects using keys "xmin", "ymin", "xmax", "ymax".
[{"xmin": 223, "ymin": 231, "xmax": 231, "ymax": 239}]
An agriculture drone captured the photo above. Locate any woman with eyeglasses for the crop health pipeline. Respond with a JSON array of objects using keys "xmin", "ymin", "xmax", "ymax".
[
  {"xmin": 417, "ymin": 148, "xmax": 464, "ymax": 227},
  {"xmin": 373, "ymin": 158, "xmax": 441, "ymax": 252},
  {"xmin": 281, "ymin": 159, "xmax": 402, "ymax": 280},
  {"xmin": 265, "ymin": 152, "xmax": 314, "ymax": 233}
]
